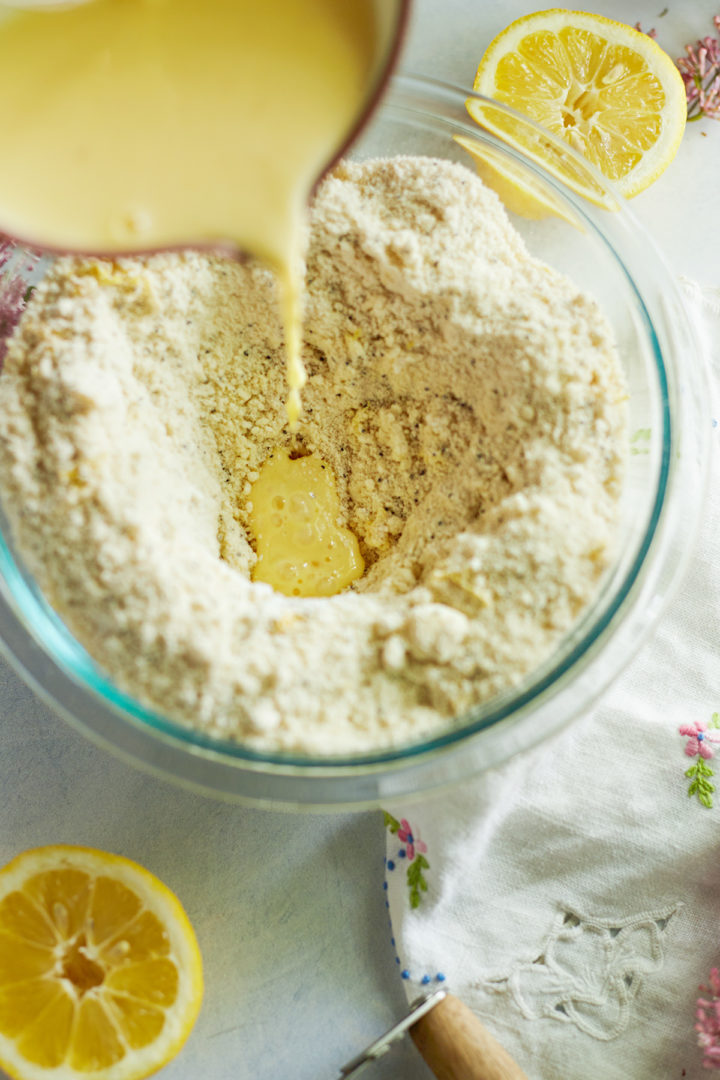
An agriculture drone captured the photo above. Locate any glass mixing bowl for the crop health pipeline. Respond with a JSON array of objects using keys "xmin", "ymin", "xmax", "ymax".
[{"xmin": 0, "ymin": 74, "xmax": 708, "ymax": 809}]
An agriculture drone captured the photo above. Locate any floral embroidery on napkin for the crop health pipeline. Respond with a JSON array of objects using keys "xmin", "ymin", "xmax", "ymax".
[
  {"xmin": 680, "ymin": 712, "xmax": 720, "ymax": 807},
  {"xmin": 384, "ymin": 812, "xmax": 430, "ymax": 908},
  {"xmin": 485, "ymin": 905, "xmax": 679, "ymax": 1040}
]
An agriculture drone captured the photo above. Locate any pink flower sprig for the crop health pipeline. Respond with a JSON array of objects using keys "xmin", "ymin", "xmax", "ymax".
[
  {"xmin": 677, "ymin": 15, "xmax": 720, "ymax": 121},
  {"xmin": 396, "ymin": 818, "xmax": 427, "ymax": 862},
  {"xmin": 696, "ymin": 967, "xmax": 720, "ymax": 1069},
  {"xmin": 681, "ymin": 717, "xmax": 720, "ymax": 759},
  {"xmin": 679, "ymin": 714, "xmax": 720, "ymax": 807},
  {"xmin": 384, "ymin": 811, "xmax": 430, "ymax": 909}
]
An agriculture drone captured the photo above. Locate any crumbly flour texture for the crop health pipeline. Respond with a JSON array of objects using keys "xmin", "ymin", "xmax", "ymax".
[{"xmin": 0, "ymin": 158, "xmax": 626, "ymax": 754}]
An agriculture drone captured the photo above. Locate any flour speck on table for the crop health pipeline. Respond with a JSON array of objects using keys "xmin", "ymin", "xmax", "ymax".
[{"xmin": 0, "ymin": 158, "xmax": 626, "ymax": 754}]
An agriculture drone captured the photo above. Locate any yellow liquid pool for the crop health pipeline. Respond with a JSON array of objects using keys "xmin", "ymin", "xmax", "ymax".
[{"xmin": 248, "ymin": 450, "xmax": 364, "ymax": 597}]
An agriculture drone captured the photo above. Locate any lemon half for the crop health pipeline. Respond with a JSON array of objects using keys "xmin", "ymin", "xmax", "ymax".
[
  {"xmin": 470, "ymin": 9, "xmax": 686, "ymax": 198},
  {"xmin": 0, "ymin": 845, "xmax": 203, "ymax": 1080}
]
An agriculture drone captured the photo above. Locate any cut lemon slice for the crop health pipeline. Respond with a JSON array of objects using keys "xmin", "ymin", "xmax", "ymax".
[
  {"xmin": 0, "ymin": 846, "xmax": 203, "ymax": 1080},
  {"xmin": 470, "ymin": 9, "xmax": 686, "ymax": 198}
]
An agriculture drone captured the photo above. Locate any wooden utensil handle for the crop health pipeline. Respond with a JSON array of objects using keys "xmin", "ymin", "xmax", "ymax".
[{"xmin": 410, "ymin": 992, "xmax": 529, "ymax": 1080}]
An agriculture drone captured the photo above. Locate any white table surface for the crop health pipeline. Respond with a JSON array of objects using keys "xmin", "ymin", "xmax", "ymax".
[{"xmin": 1, "ymin": 2, "xmax": 719, "ymax": 1079}]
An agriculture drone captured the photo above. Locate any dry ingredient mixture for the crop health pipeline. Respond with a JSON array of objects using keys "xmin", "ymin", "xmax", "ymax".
[{"xmin": 0, "ymin": 158, "xmax": 626, "ymax": 755}]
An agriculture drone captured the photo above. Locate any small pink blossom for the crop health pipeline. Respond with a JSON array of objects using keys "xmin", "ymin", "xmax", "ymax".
[
  {"xmin": 679, "ymin": 720, "xmax": 720, "ymax": 759},
  {"xmin": 396, "ymin": 819, "xmax": 427, "ymax": 862},
  {"xmin": 696, "ymin": 968, "xmax": 720, "ymax": 1069},
  {"xmin": 0, "ymin": 241, "xmax": 38, "ymax": 366},
  {"xmin": 677, "ymin": 17, "xmax": 720, "ymax": 120},
  {"xmin": 634, "ymin": 22, "xmax": 658, "ymax": 39}
]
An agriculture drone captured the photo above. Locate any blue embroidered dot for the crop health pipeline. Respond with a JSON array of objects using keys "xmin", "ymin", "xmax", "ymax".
[
  {"xmin": 698, "ymin": 732, "xmax": 705, "ymax": 741},
  {"xmin": 401, "ymin": 970, "xmax": 410, "ymax": 980},
  {"xmin": 387, "ymin": 860, "xmax": 395, "ymax": 871},
  {"xmin": 391, "ymin": 937, "xmax": 395, "ymax": 947},
  {"xmin": 713, "ymin": 418, "xmax": 718, "ymax": 428},
  {"xmin": 435, "ymin": 973, "xmax": 446, "ymax": 983},
  {"xmin": 407, "ymin": 833, "xmax": 414, "ymax": 844},
  {"xmin": 395, "ymin": 957, "xmax": 400, "ymax": 965},
  {"xmin": 383, "ymin": 882, "xmax": 388, "ymax": 891},
  {"xmin": 398, "ymin": 849, "xmax": 407, "ymax": 859},
  {"xmin": 385, "ymin": 900, "xmax": 389, "ymax": 908},
  {"xmin": 421, "ymin": 974, "xmax": 431, "ymax": 985}
]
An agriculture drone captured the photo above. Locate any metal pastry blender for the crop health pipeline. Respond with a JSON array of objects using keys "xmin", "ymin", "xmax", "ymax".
[{"xmin": 339, "ymin": 989, "xmax": 530, "ymax": 1080}]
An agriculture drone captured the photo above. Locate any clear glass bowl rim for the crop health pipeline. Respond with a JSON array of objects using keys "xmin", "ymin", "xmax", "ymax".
[{"xmin": 0, "ymin": 72, "xmax": 706, "ymax": 801}]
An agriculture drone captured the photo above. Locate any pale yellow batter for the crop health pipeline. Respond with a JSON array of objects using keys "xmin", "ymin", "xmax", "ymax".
[
  {"xmin": 248, "ymin": 449, "xmax": 364, "ymax": 597},
  {"xmin": 0, "ymin": 0, "xmax": 375, "ymax": 261}
]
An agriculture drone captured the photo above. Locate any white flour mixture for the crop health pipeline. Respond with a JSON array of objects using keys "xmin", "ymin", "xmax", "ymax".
[{"xmin": 0, "ymin": 158, "xmax": 626, "ymax": 754}]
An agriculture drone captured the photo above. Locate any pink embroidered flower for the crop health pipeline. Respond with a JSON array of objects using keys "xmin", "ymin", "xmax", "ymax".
[
  {"xmin": 679, "ymin": 720, "xmax": 720, "ymax": 759},
  {"xmin": 396, "ymin": 819, "xmax": 427, "ymax": 862},
  {"xmin": 696, "ymin": 967, "xmax": 720, "ymax": 1069}
]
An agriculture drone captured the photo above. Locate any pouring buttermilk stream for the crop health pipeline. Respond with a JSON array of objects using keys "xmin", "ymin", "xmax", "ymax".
[{"xmin": 0, "ymin": 0, "xmax": 402, "ymax": 597}]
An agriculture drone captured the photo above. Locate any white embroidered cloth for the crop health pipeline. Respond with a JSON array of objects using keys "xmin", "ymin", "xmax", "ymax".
[{"xmin": 385, "ymin": 282, "xmax": 720, "ymax": 1079}]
